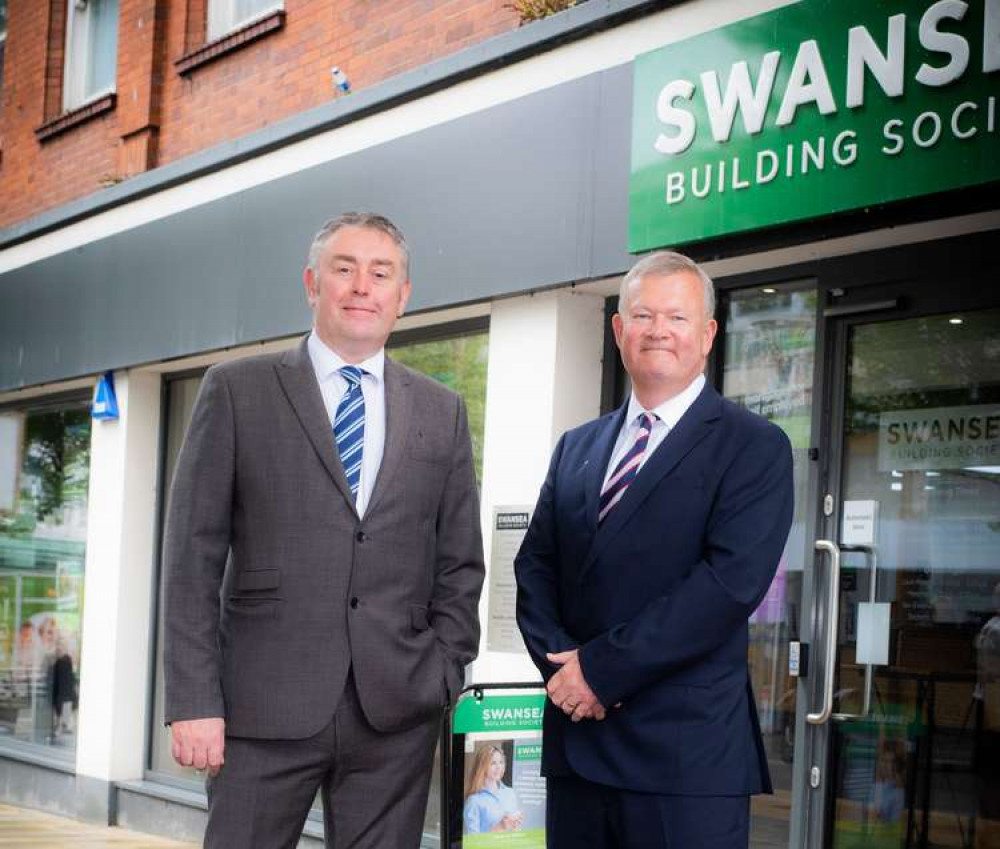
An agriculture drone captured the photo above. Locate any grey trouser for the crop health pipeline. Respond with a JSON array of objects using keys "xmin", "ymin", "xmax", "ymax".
[{"xmin": 205, "ymin": 675, "xmax": 441, "ymax": 849}]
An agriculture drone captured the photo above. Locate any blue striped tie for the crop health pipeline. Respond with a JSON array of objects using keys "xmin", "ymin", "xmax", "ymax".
[
  {"xmin": 333, "ymin": 366, "xmax": 365, "ymax": 502},
  {"xmin": 598, "ymin": 413, "xmax": 655, "ymax": 523}
]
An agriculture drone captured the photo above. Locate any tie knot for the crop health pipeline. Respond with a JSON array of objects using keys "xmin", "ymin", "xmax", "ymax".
[
  {"xmin": 340, "ymin": 365, "xmax": 364, "ymax": 387},
  {"xmin": 638, "ymin": 412, "xmax": 656, "ymax": 432}
]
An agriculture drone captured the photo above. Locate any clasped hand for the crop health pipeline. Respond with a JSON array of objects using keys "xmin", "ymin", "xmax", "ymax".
[{"xmin": 546, "ymin": 649, "xmax": 606, "ymax": 722}]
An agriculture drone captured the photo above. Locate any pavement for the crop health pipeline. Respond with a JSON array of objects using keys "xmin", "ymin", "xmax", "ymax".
[{"xmin": 0, "ymin": 803, "xmax": 197, "ymax": 847}]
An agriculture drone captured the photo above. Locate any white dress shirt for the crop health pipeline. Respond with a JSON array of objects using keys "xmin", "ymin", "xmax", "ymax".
[
  {"xmin": 307, "ymin": 331, "xmax": 386, "ymax": 518},
  {"xmin": 602, "ymin": 374, "xmax": 706, "ymax": 489}
]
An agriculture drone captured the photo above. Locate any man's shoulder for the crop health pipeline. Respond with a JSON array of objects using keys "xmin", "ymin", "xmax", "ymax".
[
  {"xmin": 204, "ymin": 348, "xmax": 291, "ymax": 383},
  {"xmin": 389, "ymin": 358, "xmax": 461, "ymax": 404},
  {"xmin": 712, "ymin": 397, "xmax": 793, "ymax": 477},
  {"xmin": 561, "ymin": 410, "xmax": 620, "ymax": 449}
]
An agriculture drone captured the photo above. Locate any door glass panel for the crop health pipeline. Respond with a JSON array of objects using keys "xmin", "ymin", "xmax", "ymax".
[
  {"xmin": 723, "ymin": 285, "xmax": 817, "ymax": 849},
  {"xmin": 831, "ymin": 308, "xmax": 1000, "ymax": 849}
]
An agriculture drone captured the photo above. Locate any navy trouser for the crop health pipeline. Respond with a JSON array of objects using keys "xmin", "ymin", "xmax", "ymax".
[{"xmin": 546, "ymin": 773, "xmax": 750, "ymax": 849}]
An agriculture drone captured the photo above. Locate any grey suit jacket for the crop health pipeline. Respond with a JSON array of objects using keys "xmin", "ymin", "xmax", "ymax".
[{"xmin": 162, "ymin": 337, "xmax": 485, "ymax": 738}]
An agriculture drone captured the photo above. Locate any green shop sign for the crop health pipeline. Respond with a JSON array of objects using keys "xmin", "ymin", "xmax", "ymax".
[
  {"xmin": 629, "ymin": 0, "xmax": 1000, "ymax": 251},
  {"xmin": 452, "ymin": 692, "xmax": 546, "ymax": 734}
]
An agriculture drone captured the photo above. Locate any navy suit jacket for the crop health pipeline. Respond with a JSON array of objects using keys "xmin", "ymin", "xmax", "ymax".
[{"xmin": 514, "ymin": 383, "xmax": 793, "ymax": 796}]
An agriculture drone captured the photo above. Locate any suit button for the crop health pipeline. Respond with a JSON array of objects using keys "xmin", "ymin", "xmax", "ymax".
[
  {"xmin": 356, "ymin": 531, "xmax": 366, "ymax": 543},
  {"xmin": 350, "ymin": 597, "xmax": 359, "ymax": 609}
]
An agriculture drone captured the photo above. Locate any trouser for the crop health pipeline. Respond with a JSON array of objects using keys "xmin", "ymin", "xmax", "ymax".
[
  {"xmin": 204, "ymin": 674, "xmax": 441, "ymax": 849},
  {"xmin": 546, "ymin": 773, "xmax": 750, "ymax": 849}
]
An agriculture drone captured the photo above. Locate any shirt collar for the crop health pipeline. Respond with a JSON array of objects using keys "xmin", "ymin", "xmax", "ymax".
[
  {"xmin": 308, "ymin": 331, "xmax": 385, "ymax": 383},
  {"xmin": 625, "ymin": 373, "xmax": 706, "ymax": 431}
]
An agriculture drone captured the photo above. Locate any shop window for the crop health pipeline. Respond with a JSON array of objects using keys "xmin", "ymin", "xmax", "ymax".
[
  {"xmin": 207, "ymin": 0, "xmax": 282, "ymax": 41},
  {"xmin": 0, "ymin": 400, "xmax": 91, "ymax": 754},
  {"xmin": 62, "ymin": 0, "xmax": 118, "ymax": 111},
  {"xmin": 148, "ymin": 325, "xmax": 488, "ymax": 842}
]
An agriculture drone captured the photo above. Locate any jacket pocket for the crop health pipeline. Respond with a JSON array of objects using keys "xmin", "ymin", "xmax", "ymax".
[
  {"xmin": 236, "ymin": 569, "xmax": 280, "ymax": 592},
  {"xmin": 226, "ymin": 597, "xmax": 278, "ymax": 619}
]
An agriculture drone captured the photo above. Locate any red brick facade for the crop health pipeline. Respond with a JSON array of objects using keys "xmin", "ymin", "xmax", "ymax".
[{"xmin": 0, "ymin": 0, "xmax": 520, "ymax": 230}]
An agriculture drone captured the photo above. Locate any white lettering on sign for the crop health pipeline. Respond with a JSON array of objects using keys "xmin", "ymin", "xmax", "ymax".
[
  {"xmin": 700, "ymin": 51, "xmax": 780, "ymax": 142},
  {"xmin": 877, "ymin": 404, "xmax": 1000, "ymax": 471},
  {"xmin": 845, "ymin": 15, "xmax": 906, "ymax": 108},
  {"xmin": 653, "ymin": 0, "xmax": 994, "ymax": 155},
  {"xmin": 664, "ymin": 129, "xmax": 858, "ymax": 205},
  {"xmin": 916, "ymin": 0, "xmax": 970, "ymax": 87}
]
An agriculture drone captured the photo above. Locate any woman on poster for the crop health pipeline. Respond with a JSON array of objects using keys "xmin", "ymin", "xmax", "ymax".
[{"xmin": 463, "ymin": 745, "xmax": 524, "ymax": 834}]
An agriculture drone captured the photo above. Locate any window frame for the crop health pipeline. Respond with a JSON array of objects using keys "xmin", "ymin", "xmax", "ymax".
[
  {"xmin": 206, "ymin": 0, "xmax": 283, "ymax": 43},
  {"xmin": 0, "ymin": 390, "xmax": 93, "ymax": 766},
  {"xmin": 61, "ymin": 0, "xmax": 119, "ymax": 112}
]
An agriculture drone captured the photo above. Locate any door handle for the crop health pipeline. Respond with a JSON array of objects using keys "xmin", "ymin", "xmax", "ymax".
[
  {"xmin": 806, "ymin": 539, "xmax": 841, "ymax": 725},
  {"xmin": 832, "ymin": 544, "xmax": 878, "ymax": 722}
]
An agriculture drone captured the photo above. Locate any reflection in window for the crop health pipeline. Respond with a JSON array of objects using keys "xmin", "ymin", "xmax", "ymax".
[
  {"xmin": 0, "ymin": 0, "xmax": 8, "ymax": 107},
  {"xmin": 207, "ymin": 0, "xmax": 282, "ymax": 41},
  {"xmin": 722, "ymin": 285, "xmax": 817, "ymax": 848},
  {"xmin": 63, "ymin": 0, "xmax": 119, "ymax": 110},
  {"xmin": 389, "ymin": 330, "xmax": 488, "ymax": 483},
  {"xmin": 0, "ymin": 402, "xmax": 90, "ymax": 753}
]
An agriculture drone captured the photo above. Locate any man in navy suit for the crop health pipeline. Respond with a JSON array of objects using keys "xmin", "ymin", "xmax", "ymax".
[{"xmin": 514, "ymin": 251, "xmax": 793, "ymax": 849}]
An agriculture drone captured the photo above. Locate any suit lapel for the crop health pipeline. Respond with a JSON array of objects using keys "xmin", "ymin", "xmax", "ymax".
[
  {"xmin": 275, "ymin": 337, "xmax": 357, "ymax": 514},
  {"xmin": 583, "ymin": 405, "xmax": 629, "ymax": 534},
  {"xmin": 580, "ymin": 384, "xmax": 723, "ymax": 578},
  {"xmin": 365, "ymin": 356, "xmax": 413, "ymax": 517}
]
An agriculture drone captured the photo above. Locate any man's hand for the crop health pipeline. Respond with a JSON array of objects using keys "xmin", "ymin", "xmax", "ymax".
[
  {"xmin": 170, "ymin": 717, "xmax": 226, "ymax": 777},
  {"xmin": 546, "ymin": 650, "xmax": 606, "ymax": 722}
]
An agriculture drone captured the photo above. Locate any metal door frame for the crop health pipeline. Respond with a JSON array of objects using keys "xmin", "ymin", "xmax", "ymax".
[
  {"xmin": 795, "ymin": 238, "xmax": 999, "ymax": 849},
  {"xmin": 716, "ymin": 227, "xmax": 998, "ymax": 849}
]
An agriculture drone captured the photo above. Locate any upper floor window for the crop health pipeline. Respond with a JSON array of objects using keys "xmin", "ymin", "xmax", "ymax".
[
  {"xmin": 63, "ymin": 0, "xmax": 118, "ymax": 111},
  {"xmin": 207, "ymin": 0, "xmax": 282, "ymax": 41},
  {"xmin": 0, "ymin": 1, "xmax": 8, "ymax": 105}
]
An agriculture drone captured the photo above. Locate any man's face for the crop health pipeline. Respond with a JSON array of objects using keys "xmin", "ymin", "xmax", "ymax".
[
  {"xmin": 303, "ymin": 225, "xmax": 411, "ymax": 362},
  {"xmin": 612, "ymin": 270, "xmax": 717, "ymax": 402}
]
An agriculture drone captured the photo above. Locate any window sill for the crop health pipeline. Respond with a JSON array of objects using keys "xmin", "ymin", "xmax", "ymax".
[
  {"xmin": 36, "ymin": 93, "xmax": 117, "ymax": 143},
  {"xmin": 176, "ymin": 10, "xmax": 285, "ymax": 76},
  {"xmin": 0, "ymin": 737, "xmax": 76, "ymax": 772}
]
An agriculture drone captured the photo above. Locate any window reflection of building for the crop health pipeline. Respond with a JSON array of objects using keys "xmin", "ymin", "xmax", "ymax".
[
  {"xmin": 0, "ymin": 402, "xmax": 89, "ymax": 752},
  {"xmin": 832, "ymin": 309, "xmax": 1000, "ymax": 849},
  {"xmin": 722, "ymin": 285, "xmax": 817, "ymax": 844}
]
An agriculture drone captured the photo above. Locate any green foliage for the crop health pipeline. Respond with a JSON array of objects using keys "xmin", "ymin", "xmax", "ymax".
[
  {"xmin": 390, "ymin": 333, "xmax": 488, "ymax": 482},
  {"xmin": 23, "ymin": 409, "xmax": 91, "ymax": 523},
  {"xmin": 507, "ymin": 0, "xmax": 577, "ymax": 25},
  {"xmin": 0, "ymin": 407, "xmax": 90, "ymax": 539}
]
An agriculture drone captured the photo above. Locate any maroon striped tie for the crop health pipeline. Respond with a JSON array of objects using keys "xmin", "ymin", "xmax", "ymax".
[{"xmin": 598, "ymin": 413, "xmax": 655, "ymax": 523}]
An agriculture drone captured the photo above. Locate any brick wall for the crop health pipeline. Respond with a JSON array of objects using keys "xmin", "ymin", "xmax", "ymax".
[{"xmin": 0, "ymin": 0, "xmax": 521, "ymax": 230}]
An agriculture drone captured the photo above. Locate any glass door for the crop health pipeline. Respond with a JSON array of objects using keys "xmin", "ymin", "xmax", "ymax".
[
  {"xmin": 820, "ymin": 305, "xmax": 1000, "ymax": 849},
  {"xmin": 722, "ymin": 283, "xmax": 820, "ymax": 849}
]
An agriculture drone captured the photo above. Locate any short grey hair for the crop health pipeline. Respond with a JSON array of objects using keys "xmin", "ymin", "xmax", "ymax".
[
  {"xmin": 306, "ymin": 212, "xmax": 410, "ymax": 278},
  {"xmin": 618, "ymin": 251, "xmax": 715, "ymax": 319}
]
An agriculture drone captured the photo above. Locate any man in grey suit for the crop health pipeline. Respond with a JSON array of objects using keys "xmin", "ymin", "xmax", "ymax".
[{"xmin": 163, "ymin": 212, "xmax": 485, "ymax": 848}]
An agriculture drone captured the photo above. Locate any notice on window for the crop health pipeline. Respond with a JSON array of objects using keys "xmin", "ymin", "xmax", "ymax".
[
  {"xmin": 842, "ymin": 500, "xmax": 878, "ymax": 547},
  {"xmin": 487, "ymin": 507, "xmax": 532, "ymax": 654},
  {"xmin": 877, "ymin": 404, "xmax": 1000, "ymax": 472}
]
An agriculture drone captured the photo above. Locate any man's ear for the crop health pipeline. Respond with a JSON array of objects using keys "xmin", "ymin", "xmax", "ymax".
[
  {"xmin": 397, "ymin": 278, "xmax": 412, "ymax": 317},
  {"xmin": 303, "ymin": 267, "xmax": 318, "ymax": 307}
]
